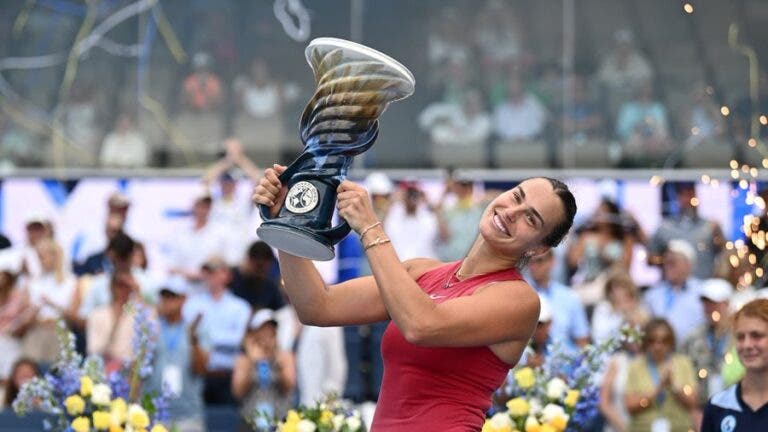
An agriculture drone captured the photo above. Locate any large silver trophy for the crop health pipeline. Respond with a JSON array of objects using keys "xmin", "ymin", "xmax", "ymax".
[{"xmin": 257, "ymin": 38, "xmax": 415, "ymax": 260}]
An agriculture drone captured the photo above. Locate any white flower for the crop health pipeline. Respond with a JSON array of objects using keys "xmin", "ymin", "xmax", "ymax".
[
  {"xmin": 489, "ymin": 412, "xmax": 513, "ymax": 428},
  {"xmin": 345, "ymin": 416, "xmax": 362, "ymax": 431},
  {"xmin": 297, "ymin": 419, "xmax": 317, "ymax": 432},
  {"xmin": 540, "ymin": 403, "xmax": 568, "ymax": 424},
  {"xmin": 529, "ymin": 398, "xmax": 543, "ymax": 416},
  {"xmin": 90, "ymin": 383, "xmax": 112, "ymax": 405},
  {"xmin": 546, "ymin": 377, "xmax": 568, "ymax": 400},
  {"xmin": 332, "ymin": 414, "xmax": 345, "ymax": 431}
]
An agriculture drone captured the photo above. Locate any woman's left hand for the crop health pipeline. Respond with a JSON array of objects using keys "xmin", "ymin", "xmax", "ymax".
[{"xmin": 336, "ymin": 180, "xmax": 379, "ymax": 234}]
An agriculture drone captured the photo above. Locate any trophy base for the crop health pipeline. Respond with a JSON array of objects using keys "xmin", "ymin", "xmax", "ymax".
[{"xmin": 257, "ymin": 223, "xmax": 336, "ymax": 261}]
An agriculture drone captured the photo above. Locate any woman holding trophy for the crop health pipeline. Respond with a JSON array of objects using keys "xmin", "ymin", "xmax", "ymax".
[
  {"xmin": 252, "ymin": 37, "xmax": 577, "ymax": 431},
  {"xmin": 254, "ymin": 169, "xmax": 575, "ymax": 431}
]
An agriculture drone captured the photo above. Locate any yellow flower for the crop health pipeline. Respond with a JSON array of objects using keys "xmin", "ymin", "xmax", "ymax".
[
  {"xmin": 285, "ymin": 409, "xmax": 301, "ymax": 425},
  {"xmin": 127, "ymin": 404, "xmax": 150, "ymax": 429},
  {"xmin": 278, "ymin": 422, "xmax": 298, "ymax": 432},
  {"xmin": 564, "ymin": 390, "xmax": 579, "ymax": 408},
  {"xmin": 65, "ymin": 394, "xmax": 86, "ymax": 416},
  {"xmin": 110, "ymin": 398, "xmax": 127, "ymax": 425},
  {"xmin": 548, "ymin": 415, "xmax": 568, "ymax": 432},
  {"xmin": 109, "ymin": 425, "xmax": 124, "ymax": 432},
  {"xmin": 506, "ymin": 397, "xmax": 530, "ymax": 417},
  {"xmin": 540, "ymin": 424, "xmax": 557, "ymax": 432},
  {"xmin": 93, "ymin": 410, "xmax": 111, "ymax": 430},
  {"xmin": 80, "ymin": 375, "xmax": 93, "ymax": 397},
  {"xmin": 482, "ymin": 420, "xmax": 494, "ymax": 432},
  {"xmin": 524, "ymin": 416, "xmax": 541, "ymax": 432},
  {"xmin": 514, "ymin": 367, "xmax": 536, "ymax": 389},
  {"xmin": 319, "ymin": 409, "xmax": 333, "ymax": 425},
  {"xmin": 71, "ymin": 416, "xmax": 90, "ymax": 432},
  {"xmin": 151, "ymin": 425, "xmax": 169, "ymax": 432}
]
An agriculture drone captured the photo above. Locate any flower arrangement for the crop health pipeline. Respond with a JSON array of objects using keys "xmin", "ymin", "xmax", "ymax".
[
  {"xmin": 485, "ymin": 326, "xmax": 642, "ymax": 432},
  {"xmin": 254, "ymin": 395, "xmax": 366, "ymax": 432},
  {"xmin": 12, "ymin": 302, "xmax": 169, "ymax": 432}
]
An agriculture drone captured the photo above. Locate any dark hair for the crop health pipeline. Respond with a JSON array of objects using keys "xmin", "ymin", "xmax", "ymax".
[
  {"xmin": 4, "ymin": 358, "xmax": 39, "ymax": 406},
  {"xmin": 540, "ymin": 177, "xmax": 577, "ymax": 247},
  {"xmin": 642, "ymin": 318, "xmax": 677, "ymax": 351},
  {"xmin": 107, "ymin": 232, "xmax": 135, "ymax": 261},
  {"xmin": 247, "ymin": 241, "xmax": 275, "ymax": 262}
]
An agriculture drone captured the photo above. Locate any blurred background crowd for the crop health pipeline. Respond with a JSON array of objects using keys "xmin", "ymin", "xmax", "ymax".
[
  {"xmin": 1, "ymin": 0, "xmax": 768, "ymax": 431},
  {"xmin": 0, "ymin": 0, "xmax": 766, "ymax": 170}
]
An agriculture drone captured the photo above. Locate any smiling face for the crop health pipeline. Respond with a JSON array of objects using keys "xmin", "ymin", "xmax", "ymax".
[
  {"xmin": 478, "ymin": 178, "xmax": 565, "ymax": 260},
  {"xmin": 735, "ymin": 315, "xmax": 768, "ymax": 373}
]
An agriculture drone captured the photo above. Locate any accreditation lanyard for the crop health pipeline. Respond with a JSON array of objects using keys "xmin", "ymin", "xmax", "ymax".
[
  {"xmin": 647, "ymin": 357, "xmax": 667, "ymax": 406},
  {"xmin": 160, "ymin": 321, "xmax": 185, "ymax": 354}
]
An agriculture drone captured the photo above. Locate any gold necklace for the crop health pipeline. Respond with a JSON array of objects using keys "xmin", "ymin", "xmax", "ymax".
[{"xmin": 443, "ymin": 267, "xmax": 486, "ymax": 289}]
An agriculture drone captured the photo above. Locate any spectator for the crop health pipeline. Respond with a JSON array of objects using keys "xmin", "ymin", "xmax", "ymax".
[
  {"xmin": 294, "ymin": 319, "xmax": 347, "ymax": 407},
  {"xmin": 99, "ymin": 112, "xmax": 150, "ymax": 168},
  {"xmin": 0, "ymin": 272, "xmax": 32, "ymax": 387},
  {"xmin": 624, "ymin": 319, "xmax": 698, "ymax": 432},
  {"xmin": 232, "ymin": 58, "xmax": 297, "ymax": 121},
  {"xmin": 472, "ymin": 0, "xmax": 526, "ymax": 72},
  {"xmin": 523, "ymin": 295, "xmax": 554, "ymax": 368},
  {"xmin": 1, "ymin": 358, "xmax": 39, "ymax": 410},
  {"xmin": 525, "ymin": 250, "xmax": 590, "ymax": 351},
  {"xmin": 562, "ymin": 74, "xmax": 606, "ymax": 142},
  {"xmin": 150, "ymin": 276, "xmax": 209, "ymax": 432},
  {"xmin": 679, "ymin": 83, "xmax": 726, "ymax": 147},
  {"xmin": 425, "ymin": 7, "xmax": 472, "ymax": 94},
  {"xmin": 644, "ymin": 239, "xmax": 705, "ymax": 342},
  {"xmin": 61, "ymin": 82, "xmax": 102, "ymax": 166},
  {"xmin": 435, "ymin": 174, "xmax": 486, "ymax": 262},
  {"xmin": 567, "ymin": 198, "xmax": 634, "ymax": 306},
  {"xmin": 168, "ymin": 190, "xmax": 229, "ymax": 289},
  {"xmin": 384, "ymin": 181, "xmax": 439, "ymax": 260},
  {"xmin": 73, "ymin": 213, "xmax": 124, "ymax": 276},
  {"xmin": 22, "ymin": 238, "xmax": 76, "ymax": 366},
  {"xmin": 182, "ymin": 52, "xmax": 223, "ymax": 113},
  {"xmin": 230, "ymin": 241, "xmax": 284, "ymax": 311},
  {"xmin": 86, "ymin": 270, "xmax": 140, "ymax": 372},
  {"xmin": 232, "ymin": 309, "xmax": 295, "ymax": 431},
  {"xmin": 616, "ymin": 82, "xmax": 671, "ymax": 166},
  {"xmin": 700, "ymin": 299, "xmax": 768, "ymax": 432},
  {"xmin": 600, "ymin": 334, "xmax": 643, "ymax": 432},
  {"xmin": 648, "ymin": 182, "xmax": 725, "ymax": 279},
  {"xmin": 183, "ymin": 256, "xmax": 251, "ymax": 406},
  {"xmin": 18, "ymin": 214, "xmax": 52, "ymax": 279},
  {"xmin": 597, "ymin": 29, "xmax": 654, "ymax": 115},
  {"xmin": 492, "ymin": 72, "xmax": 547, "ymax": 141},
  {"xmin": 132, "ymin": 240, "xmax": 148, "ymax": 271},
  {"xmin": 746, "ymin": 186, "xmax": 768, "ymax": 269},
  {"xmin": 591, "ymin": 270, "xmax": 650, "ymax": 344},
  {"xmin": 418, "ymin": 88, "xmax": 492, "ymax": 166},
  {"xmin": 682, "ymin": 279, "xmax": 740, "ymax": 414}
]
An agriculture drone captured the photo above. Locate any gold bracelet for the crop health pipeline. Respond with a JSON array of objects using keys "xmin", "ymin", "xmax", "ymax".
[
  {"xmin": 359, "ymin": 221, "xmax": 382, "ymax": 239},
  {"xmin": 364, "ymin": 236, "xmax": 391, "ymax": 251}
]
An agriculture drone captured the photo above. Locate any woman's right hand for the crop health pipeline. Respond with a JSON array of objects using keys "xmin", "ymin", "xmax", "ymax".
[{"xmin": 252, "ymin": 164, "xmax": 288, "ymax": 218}]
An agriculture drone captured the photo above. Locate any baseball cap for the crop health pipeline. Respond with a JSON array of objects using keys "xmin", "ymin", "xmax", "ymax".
[
  {"xmin": 159, "ymin": 275, "xmax": 189, "ymax": 297},
  {"xmin": 201, "ymin": 256, "xmax": 227, "ymax": 272},
  {"xmin": 366, "ymin": 172, "xmax": 394, "ymax": 195},
  {"xmin": 700, "ymin": 278, "xmax": 733, "ymax": 303},
  {"xmin": 249, "ymin": 308, "xmax": 278, "ymax": 330},
  {"xmin": 666, "ymin": 239, "xmax": 696, "ymax": 264},
  {"xmin": 24, "ymin": 212, "xmax": 48, "ymax": 227},
  {"xmin": 538, "ymin": 295, "xmax": 553, "ymax": 323}
]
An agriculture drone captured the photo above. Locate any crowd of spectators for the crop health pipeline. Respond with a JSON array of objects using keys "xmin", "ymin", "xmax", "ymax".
[{"xmin": 0, "ymin": 166, "xmax": 766, "ymax": 430}]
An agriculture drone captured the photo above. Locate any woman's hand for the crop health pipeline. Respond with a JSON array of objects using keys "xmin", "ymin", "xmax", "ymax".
[
  {"xmin": 336, "ymin": 180, "xmax": 379, "ymax": 234},
  {"xmin": 252, "ymin": 164, "xmax": 288, "ymax": 218}
]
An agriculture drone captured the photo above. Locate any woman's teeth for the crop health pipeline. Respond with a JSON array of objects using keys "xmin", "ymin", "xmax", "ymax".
[{"xmin": 493, "ymin": 214, "xmax": 510, "ymax": 236}]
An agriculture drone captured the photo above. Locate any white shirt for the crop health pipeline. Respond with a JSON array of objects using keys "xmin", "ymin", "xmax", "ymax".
[
  {"xmin": 26, "ymin": 272, "xmax": 76, "ymax": 321},
  {"xmin": 418, "ymin": 102, "xmax": 491, "ymax": 147},
  {"xmin": 296, "ymin": 325, "xmax": 347, "ymax": 406},
  {"xmin": 492, "ymin": 94, "xmax": 547, "ymax": 140},
  {"xmin": 170, "ymin": 221, "xmax": 229, "ymax": 274},
  {"xmin": 99, "ymin": 131, "xmax": 149, "ymax": 168},
  {"xmin": 384, "ymin": 203, "xmax": 439, "ymax": 260}
]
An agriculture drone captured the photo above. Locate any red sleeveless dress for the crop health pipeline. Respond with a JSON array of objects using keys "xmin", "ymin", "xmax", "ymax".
[{"xmin": 370, "ymin": 261, "xmax": 524, "ymax": 431}]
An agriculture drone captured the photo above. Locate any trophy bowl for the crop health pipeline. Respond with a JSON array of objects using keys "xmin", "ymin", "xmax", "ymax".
[{"xmin": 256, "ymin": 37, "xmax": 415, "ymax": 260}]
